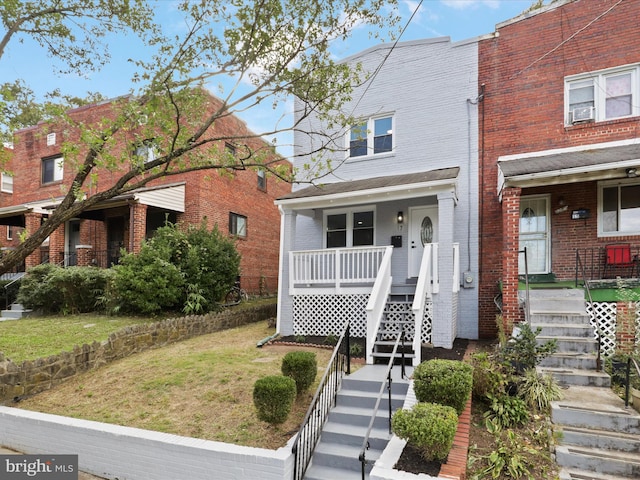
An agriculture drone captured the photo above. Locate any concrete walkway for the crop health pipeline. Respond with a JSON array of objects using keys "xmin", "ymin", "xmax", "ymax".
[{"xmin": 0, "ymin": 446, "xmax": 105, "ymax": 479}]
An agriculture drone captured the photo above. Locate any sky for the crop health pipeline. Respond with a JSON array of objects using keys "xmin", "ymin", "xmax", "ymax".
[{"xmin": 0, "ymin": 0, "xmax": 542, "ymax": 154}]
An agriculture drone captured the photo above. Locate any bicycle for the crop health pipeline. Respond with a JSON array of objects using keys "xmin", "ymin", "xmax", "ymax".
[{"xmin": 223, "ymin": 281, "xmax": 248, "ymax": 306}]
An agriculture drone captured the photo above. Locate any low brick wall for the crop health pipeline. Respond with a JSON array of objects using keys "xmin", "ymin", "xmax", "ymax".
[{"xmin": 0, "ymin": 303, "xmax": 276, "ymax": 403}]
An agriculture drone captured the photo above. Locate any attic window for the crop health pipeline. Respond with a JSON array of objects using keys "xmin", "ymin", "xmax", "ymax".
[{"xmin": 46, "ymin": 133, "xmax": 56, "ymax": 146}]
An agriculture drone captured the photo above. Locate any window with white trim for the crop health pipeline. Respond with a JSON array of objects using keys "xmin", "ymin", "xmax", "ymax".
[
  {"xmin": 134, "ymin": 139, "xmax": 157, "ymax": 164},
  {"xmin": 1, "ymin": 173, "xmax": 13, "ymax": 193},
  {"xmin": 599, "ymin": 179, "xmax": 640, "ymax": 235},
  {"xmin": 348, "ymin": 115, "xmax": 393, "ymax": 158},
  {"xmin": 229, "ymin": 212, "xmax": 247, "ymax": 238},
  {"xmin": 257, "ymin": 169, "xmax": 266, "ymax": 190},
  {"xmin": 42, "ymin": 155, "xmax": 63, "ymax": 184},
  {"xmin": 566, "ymin": 65, "xmax": 639, "ymax": 125},
  {"xmin": 324, "ymin": 207, "xmax": 375, "ymax": 248}
]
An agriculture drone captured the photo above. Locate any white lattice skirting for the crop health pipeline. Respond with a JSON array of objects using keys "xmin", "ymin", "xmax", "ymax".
[{"xmin": 587, "ymin": 301, "xmax": 640, "ymax": 357}]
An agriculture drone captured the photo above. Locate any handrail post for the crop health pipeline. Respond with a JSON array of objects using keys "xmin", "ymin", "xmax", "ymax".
[
  {"xmin": 346, "ymin": 323, "xmax": 351, "ymax": 375},
  {"xmin": 625, "ymin": 357, "xmax": 631, "ymax": 408},
  {"xmin": 387, "ymin": 371, "xmax": 393, "ymax": 434}
]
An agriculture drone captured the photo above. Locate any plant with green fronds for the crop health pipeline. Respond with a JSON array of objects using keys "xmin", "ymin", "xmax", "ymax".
[{"xmin": 517, "ymin": 368, "xmax": 562, "ymax": 413}]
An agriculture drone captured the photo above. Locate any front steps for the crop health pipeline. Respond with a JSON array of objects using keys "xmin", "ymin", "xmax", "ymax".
[
  {"xmin": 303, "ymin": 365, "xmax": 410, "ymax": 480},
  {"xmin": 525, "ymin": 288, "xmax": 639, "ymax": 478},
  {"xmin": 0, "ymin": 303, "xmax": 32, "ymax": 320},
  {"xmin": 371, "ymin": 292, "xmax": 416, "ymax": 366}
]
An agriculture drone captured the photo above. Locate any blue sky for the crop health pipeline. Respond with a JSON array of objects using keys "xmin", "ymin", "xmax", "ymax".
[{"xmin": 1, "ymin": 0, "xmax": 540, "ymax": 153}]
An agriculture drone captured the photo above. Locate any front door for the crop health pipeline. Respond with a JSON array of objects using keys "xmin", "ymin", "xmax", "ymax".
[
  {"xmin": 66, "ymin": 220, "xmax": 81, "ymax": 266},
  {"xmin": 408, "ymin": 206, "xmax": 438, "ymax": 278},
  {"xmin": 519, "ymin": 195, "xmax": 550, "ymax": 274}
]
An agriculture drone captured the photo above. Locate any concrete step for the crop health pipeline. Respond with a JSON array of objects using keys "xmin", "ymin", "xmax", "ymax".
[
  {"xmin": 335, "ymin": 387, "xmax": 406, "ymax": 410},
  {"xmin": 311, "ymin": 441, "xmax": 378, "ymax": 472},
  {"xmin": 530, "ymin": 312, "xmax": 591, "ymax": 325},
  {"xmin": 538, "ymin": 336, "xmax": 598, "ymax": 354},
  {"xmin": 560, "ymin": 426, "xmax": 640, "ymax": 453},
  {"xmin": 303, "ymin": 463, "xmax": 365, "ymax": 480},
  {"xmin": 328, "ymin": 404, "xmax": 393, "ymax": 430},
  {"xmin": 320, "ymin": 420, "xmax": 391, "ymax": 450},
  {"xmin": 538, "ymin": 367, "xmax": 611, "ymax": 387},
  {"xmin": 539, "ymin": 353, "xmax": 599, "ymax": 370},
  {"xmin": 555, "ymin": 445, "xmax": 640, "ymax": 478},
  {"xmin": 531, "ymin": 323, "xmax": 595, "ymax": 338},
  {"xmin": 341, "ymin": 373, "xmax": 409, "ymax": 396},
  {"xmin": 559, "ymin": 467, "xmax": 640, "ymax": 480}
]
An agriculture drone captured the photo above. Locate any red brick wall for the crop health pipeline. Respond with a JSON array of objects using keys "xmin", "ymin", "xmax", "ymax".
[{"xmin": 478, "ymin": 0, "xmax": 640, "ymax": 337}]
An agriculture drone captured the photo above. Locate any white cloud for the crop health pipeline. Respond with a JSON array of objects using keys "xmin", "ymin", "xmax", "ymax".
[{"xmin": 441, "ymin": 0, "xmax": 501, "ymax": 10}]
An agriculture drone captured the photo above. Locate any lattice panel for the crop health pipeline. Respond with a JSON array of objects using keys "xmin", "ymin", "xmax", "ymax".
[
  {"xmin": 380, "ymin": 302, "xmax": 415, "ymax": 341},
  {"xmin": 635, "ymin": 301, "xmax": 640, "ymax": 346},
  {"xmin": 587, "ymin": 302, "xmax": 617, "ymax": 357},
  {"xmin": 421, "ymin": 302, "xmax": 433, "ymax": 344},
  {"xmin": 292, "ymin": 294, "xmax": 368, "ymax": 337}
]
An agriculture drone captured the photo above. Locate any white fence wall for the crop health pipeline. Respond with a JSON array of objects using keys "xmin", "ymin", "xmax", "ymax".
[{"xmin": 0, "ymin": 406, "xmax": 294, "ymax": 480}]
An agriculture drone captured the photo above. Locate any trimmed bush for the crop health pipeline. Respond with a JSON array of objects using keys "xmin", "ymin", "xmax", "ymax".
[
  {"xmin": 470, "ymin": 352, "xmax": 505, "ymax": 401},
  {"xmin": 253, "ymin": 375, "xmax": 297, "ymax": 424},
  {"xmin": 413, "ymin": 359, "xmax": 473, "ymax": 414},
  {"xmin": 392, "ymin": 402, "xmax": 458, "ymax": 462},
  {"xmin": 281, "ymin": 351, "xmax": 317, "ymax": 394}
]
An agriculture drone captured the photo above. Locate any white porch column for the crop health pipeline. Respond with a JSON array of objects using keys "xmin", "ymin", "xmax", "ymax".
[
  {"xmin": 276, "ymin": 207, "xmax": 296, "ymax": 336},
  {"xmin": 432, "ymin": 192, "xmax": 457, "ymax": 348}
]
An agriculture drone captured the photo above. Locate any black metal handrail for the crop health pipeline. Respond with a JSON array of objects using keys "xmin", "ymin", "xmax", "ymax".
[
  {"xmin": 358, "ymin": 329, "xmax": 406, "ymax": 480},
  {"xmin": 291, "ymin": 321, "xmax": 351, "ymax": 480},
  {"xmin": 575, "ymin": 251, "xmax": 603, "ymax": 371},
  {"xmin": 624, "ymin": 357, "xmax": 640, "ymax": 408},
  {"xmin": 519, "ymin": 247, "xmax": 531, "ymax": 324}
]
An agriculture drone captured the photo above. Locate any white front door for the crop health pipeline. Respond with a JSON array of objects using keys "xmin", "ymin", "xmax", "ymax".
[
  {"xmin": 408, "ymin": 206, "xmax": 438, "ymax": 278},
  {"xmin": 519, "ymin": 196, "xmax": 550, "ymax": 274}
]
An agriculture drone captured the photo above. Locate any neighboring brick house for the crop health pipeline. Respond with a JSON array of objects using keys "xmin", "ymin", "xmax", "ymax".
[
  {"xmin": 275, "ymin": 37, "xmax": 481, "ymax": 361},
  {"xmin": 1, "ymin": 92, "xmax": 290, "ymax": 294},
  {"xmin": 478, "ymin": 0, "xmax": 640, "ymax": 336}
]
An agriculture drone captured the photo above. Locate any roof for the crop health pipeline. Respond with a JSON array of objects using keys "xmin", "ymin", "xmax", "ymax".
[
  {"xmin": 497, "ymin": 139, "xmax": 640, "ymax": 193},
  {"xmin": 276, "ymin": 167, "xmax": 459, "ymax": 210}
]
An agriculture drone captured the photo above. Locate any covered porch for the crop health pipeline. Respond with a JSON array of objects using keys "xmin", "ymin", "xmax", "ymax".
[{"xmin": 276, "ymin": 168, "xmax": 466, "ymax": 362}]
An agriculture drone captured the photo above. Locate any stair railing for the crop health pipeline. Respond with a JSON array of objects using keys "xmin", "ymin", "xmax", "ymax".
[
  {"xmin": 365, "ymin": 246, "xmax": 394, "ymax": 364},
  {"xmin": 518, "ymin": 247, "xmax": 531, "ymax": 325},
  {"xmin": 291, "ymin": 321, "xmax": 351, "ymax": 480},
  {"xmin": 624, "ymin": 356, "xmax": 639, "ymax": 408},
  {"xmin": 359, "ymin": 329, "xmax": 406, "ymax": 480},
  {"xmin": 575, "ymin": 250, "xmax": 603, "ymax": 371}
]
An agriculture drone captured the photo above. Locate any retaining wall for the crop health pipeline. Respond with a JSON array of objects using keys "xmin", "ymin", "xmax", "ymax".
[{"xmin": 0, "ymin": 302, "xmax": 276, "ymax": 403}]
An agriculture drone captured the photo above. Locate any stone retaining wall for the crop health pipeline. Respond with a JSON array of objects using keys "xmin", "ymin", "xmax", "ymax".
[{"xmin": 0, "ymin": 303, "xmax": 276, "ymax": 403}]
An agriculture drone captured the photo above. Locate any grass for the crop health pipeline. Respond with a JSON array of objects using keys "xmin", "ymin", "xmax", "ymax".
[
  {"xmin": 0, "ymin": 314, "xmax": 158, "ymax": 362},
  {"xmin": 8, "ymin": 320, "xmax": 333, "ymax": 449}
]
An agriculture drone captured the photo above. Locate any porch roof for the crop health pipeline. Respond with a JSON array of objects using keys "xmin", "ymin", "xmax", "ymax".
[
  {"xmin": 497, "ymin": 138, "xmax": 640, "ymax": 194},
  {"xmin": 276, "ymin": 167, "xmax": 459, "ymax": 210}
]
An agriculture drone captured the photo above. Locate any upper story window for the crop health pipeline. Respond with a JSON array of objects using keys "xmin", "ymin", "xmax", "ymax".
[
  {"xmin": 257, "ymin": 169, "xmax": 266, "ymax": 191},
  {"xmin": 566, "ymin": 65, "xmax": 639, "ymax": 125},
  {"xmin": 134, "ymin": 139, "xmax": 157, "ymax": 164},
  {"xmin": 46, "ymin": 132, "xmax": 56, "ymax": 146},
  {"xmin": 42, "ymin": 155, "xmax": 63, "ymax": 184},
  {"xmin": 229, "ymin": 212, "xmax": 247, "ymax": 238},
  {"xmin": 325, "ymin": 207, "xmax": 375, "ymax": 248},
  {"xmin": 599, "ymin": 179, "xmax": 640, "ymax": 236},
  {"xmin": 348, "ymin": 115, "xmax": 393, "ymax": 158},
  {"xmin": 1, "ymin": 173, "xmax": 13, "ymax": 193}
]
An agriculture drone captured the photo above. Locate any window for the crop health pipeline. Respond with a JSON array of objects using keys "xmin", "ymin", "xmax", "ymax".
[
  {"xmin": 229, "ymin": 212, "xmax": 247, "ymax": 238},
  {"xmin": 348, "ymin": 115, "xmax": 393, "ymax": 158},
  {"xmin": 42, "ymin": 155, "xmax": 63, "ymax": 184},
  {"xmin": 1, "ymin": 173, "xmax": 13, "ymax": 193},
  {"xmin": 6, "ymin": 226, "xmax": 12, "ymax": 241},
  {"xmin": 257, "ymin": 169, "xmax": 266, "ymax": 190},
  {"xmin": 134, "ymin": 140, "xmax": 157, "ymax": 164},
  {"xmin": 325, "ymin": 208, "xmax": 375, "ymax": 248},
  {"xmin": 46, "ymin": 132, "xmax": 56, "ymax": 146},
  {"xmin": 599, "ymin": 180, "xmax": 640, "ymax": 235},
  {"xmin": 566, "ymin": 65, "xmax": 639, "ymax": 124},
  {"xmin": 225, "ymin": 143, "xmax": 236, "ymax": 157}
]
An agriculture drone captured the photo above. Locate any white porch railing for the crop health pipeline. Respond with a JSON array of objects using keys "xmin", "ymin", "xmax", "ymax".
[
  {"xmin": 289, "ymin": 246, "xmax": 389, "ymax": 294},
  {"xmin": 364, "ymin": 246, "xmax": 394, "ymax": 364}
]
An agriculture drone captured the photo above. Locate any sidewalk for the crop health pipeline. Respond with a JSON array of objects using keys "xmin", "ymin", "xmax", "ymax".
[{"xmin": 0, "ymin": 446, "xmax": 105, "ymax": 479}]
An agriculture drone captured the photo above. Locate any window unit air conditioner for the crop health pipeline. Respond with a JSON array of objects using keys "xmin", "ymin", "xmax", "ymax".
[{"xmin": 570, "ymin": 106, "xmax": 595, "ymax": 124}]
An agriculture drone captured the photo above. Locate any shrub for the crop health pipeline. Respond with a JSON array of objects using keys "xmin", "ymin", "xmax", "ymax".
[
  {"xmin": 253, "ymin": 375, "xmax": 297, "ymax": 424},
  {"xmin": 413, "ymin": 359, "xmax": 473, "ymax": 414},
  {"xmin": 470, "ymin": 352, "xmax": 506, "ymax": 401},
  {"xmin": 392, "ymin": 402, "xmax": 458, "ymax": 462},
  {"xmin": 17, "ymin": 264, "xmax": 112, "ymax": 314},
  {"xmin": 517, "ymin": 368, "xmax": 562, "ymax": 413},
  {"xmin": 485, "ymin": 393, "xmax": 530, "ymax": 428},
  {"xmin": 281, "ymin": 351, "xmax": 317, "ymax": 394},
  {"xmin": 499, "ymin": 323, "xmax": 557, "ymax": 374}
]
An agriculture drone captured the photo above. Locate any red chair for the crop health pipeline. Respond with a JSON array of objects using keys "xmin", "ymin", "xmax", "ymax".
[{"xmin": 604, "ymin": 244, "xmax": 639, "ymax": 278}]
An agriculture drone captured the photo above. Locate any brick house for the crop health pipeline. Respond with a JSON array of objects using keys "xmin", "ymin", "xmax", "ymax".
[
  {"xmin": 1, "ymin": 92, "xmax": 290, "ymax": 294},
  {"xmin": 275, "ymin": 38, "xmax": 480, "ymax": 363},
  {"xmin": 478, "ymin": 0, "xmax": 640, "ymax": 339}
]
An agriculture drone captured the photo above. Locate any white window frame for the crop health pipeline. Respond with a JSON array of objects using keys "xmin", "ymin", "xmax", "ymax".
[
  {"xmin": 597, "ymin": 178, "xmax": 640, "ymax": 237},
  {"xmin": 1, "ymin": 172, "xmax": 13, "ymax": 193},
  {"xmin": 229, "ymin": 212, "xmax": 247, "ymax": 238},
  {"xmin": 565, "ymin": 64, "xmax": 640, "ymax": 125},
  {"xmin": 42, "ymin": 155, "xmax": 64, "ymax": 184},
  {"xmin": 347, "ymin": 115, "xmax": 394, "ymax": 159},
  {"xmin": 134, "ymin": 140, "xmax": 157, "ymax": 164},
  {"xmin": 323, "ymin": 206, "xmax": 376, "ymax": 248},
  {"xmin": 6, "ymin": 226, "xmax": 12, "ymax": 241},
  {"xmin": 257, "ymin": 169, "xmax": 266, "ymax": 190}
]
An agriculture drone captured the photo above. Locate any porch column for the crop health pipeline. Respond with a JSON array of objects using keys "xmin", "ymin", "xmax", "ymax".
[
  {"xmin": 129, "ymin": 202, "xmax": 147, "ymax": 254},
  {"xmin": 276, "ymin": 207, "xmax": 296, "ymax": 336},
  {"xmin": 24, "ymin": 213, "xmax": 43, "ymax": 269},
  {"xmin": 48, "ymin": 225, "xmax": 65, "ymax": 266},
  {"xmin": 432, "ymin": 192, "xmax": 456, "ymax": 348},
  {"xmin": 502, "ymin": 187, "xmax": 523, "ymax": 334}
]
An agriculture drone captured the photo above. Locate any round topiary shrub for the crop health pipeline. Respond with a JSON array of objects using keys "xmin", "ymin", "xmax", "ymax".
[
  {"xmin": 253, "ymin": 375, "xmax": 297, "ymax": 424},
  {"xmin": 281, "ymin": 351, "xmax": 317, "ymax": 394},
  {"xmin": 392, "ymin": 402, "xmax": 458, "ymax": 462},
  {"xmin": 413, "ymin": 359, "xmax": 473, "ymax": 414}
]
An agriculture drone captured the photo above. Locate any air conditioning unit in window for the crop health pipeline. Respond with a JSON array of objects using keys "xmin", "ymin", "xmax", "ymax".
[{"xmin": 569, "ymin": 106, "xmax": 595, "ymax": 124}]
